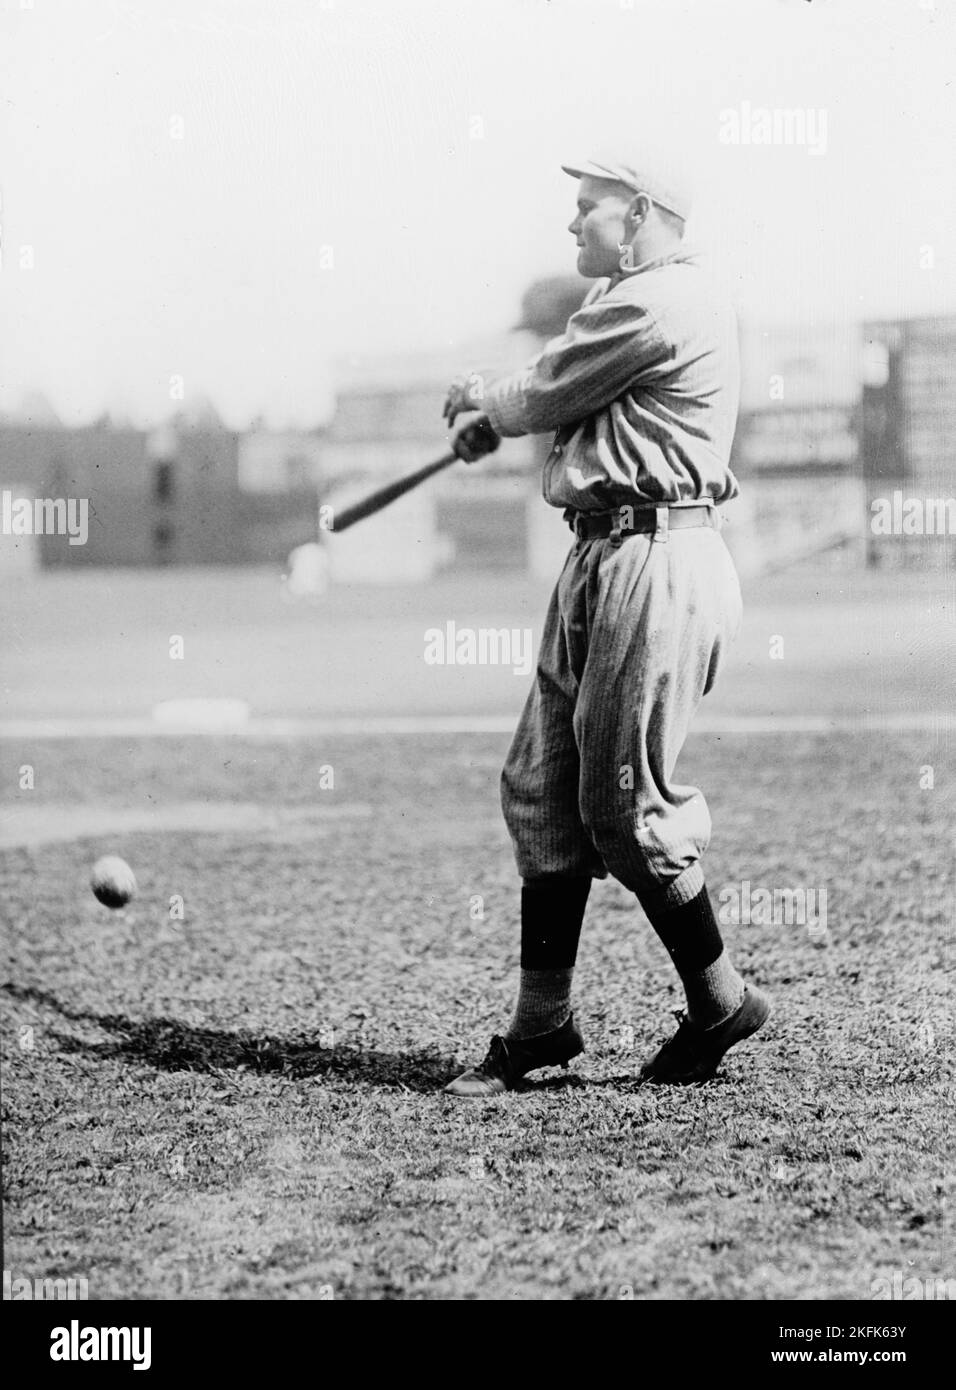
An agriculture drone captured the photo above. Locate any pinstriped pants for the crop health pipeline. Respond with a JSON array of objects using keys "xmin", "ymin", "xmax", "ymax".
[{"xmin": 500, "ymin": 520, "xmax": 743, "ymax": 908}]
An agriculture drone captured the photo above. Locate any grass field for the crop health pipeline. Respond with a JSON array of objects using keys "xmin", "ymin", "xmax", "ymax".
[{"xmin": 2, "ymin": 564, "xmax": 955, "ymax": 1300}]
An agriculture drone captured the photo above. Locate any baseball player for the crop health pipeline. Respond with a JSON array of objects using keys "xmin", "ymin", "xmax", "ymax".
[{"xmin": 442, "ymin": 149, "xmax": 771, "ymax": 1097}]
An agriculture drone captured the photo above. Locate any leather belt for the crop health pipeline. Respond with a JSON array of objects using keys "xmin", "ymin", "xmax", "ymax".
[{"xmin": 565, "ymin": 503, "xmax": 720, "ymax": 547}]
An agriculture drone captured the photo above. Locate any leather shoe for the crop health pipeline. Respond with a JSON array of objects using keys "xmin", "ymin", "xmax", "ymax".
[{"xmin": 444, "ymin": 1014, "xmax": 584, "ymax": 1097}]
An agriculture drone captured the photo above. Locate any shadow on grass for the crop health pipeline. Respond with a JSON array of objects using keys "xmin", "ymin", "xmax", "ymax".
[{"xmin": 2, "ymin": 982, "xmax": 454, "ymax": 1091}]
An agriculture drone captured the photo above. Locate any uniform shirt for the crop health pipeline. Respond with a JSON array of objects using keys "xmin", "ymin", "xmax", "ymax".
[{"xmin": 482, "ymin": 246, "xmax": 741, "ymax": 512}]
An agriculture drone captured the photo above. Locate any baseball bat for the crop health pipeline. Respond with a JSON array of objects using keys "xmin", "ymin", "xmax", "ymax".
[{"xmin": 329, "ymin": 450, "xmax": 458, "ymax": 534}]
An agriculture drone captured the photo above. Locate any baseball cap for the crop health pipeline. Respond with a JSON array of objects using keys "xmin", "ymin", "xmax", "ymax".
[{"xmin": 560, "ymin": 151, "xmax": 693, "ymax": 222}]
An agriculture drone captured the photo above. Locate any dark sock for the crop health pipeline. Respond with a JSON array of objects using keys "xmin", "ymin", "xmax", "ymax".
[
  {"xmin": 506, "ymin": 876, "xmax": 591, "ymax": 1040},
  {"xmin": 639, "ymin": 885, "xmax": 745, "ymax": 1028}
]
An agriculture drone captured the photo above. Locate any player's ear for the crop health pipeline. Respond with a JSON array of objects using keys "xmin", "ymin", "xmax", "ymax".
[{"xmin": 627, "ymin": 192, "xmax": 652, "ymax": 227}]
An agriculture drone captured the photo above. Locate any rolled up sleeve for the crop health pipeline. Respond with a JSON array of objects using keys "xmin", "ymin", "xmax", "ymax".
[{"xmin": 483, "ymin": 295, "xmax": 674, "ymax": 438}]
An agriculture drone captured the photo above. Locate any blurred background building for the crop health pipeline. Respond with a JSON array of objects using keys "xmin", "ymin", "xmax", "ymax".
[
  {"xmin": 2, "ymin": 287, "xmax": 955, "ymax": 580},
  {"xmin": 0, "ymin": 400, "xmax": 322, "ymax": 572}
]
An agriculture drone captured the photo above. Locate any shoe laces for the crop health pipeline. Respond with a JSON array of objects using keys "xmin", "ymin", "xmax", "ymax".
[
  {"xmin": 657, "ymin": 1009, "xmax": 701, "ymax": 1062},
  {"xmin": 474, "ymin": 1034, "xmax": 510, "ymax": 1077}
]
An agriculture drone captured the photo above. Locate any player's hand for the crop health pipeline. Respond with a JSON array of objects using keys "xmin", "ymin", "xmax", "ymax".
[
  {"xmin": 450, "ymin": 410, "xmax": 500, "ymax": 464},
  {"xmin": 442, "ymin": 371, "xmax": 485, "ymax": 426}
]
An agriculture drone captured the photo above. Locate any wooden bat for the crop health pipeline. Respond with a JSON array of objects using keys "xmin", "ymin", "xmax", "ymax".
[
  {"xmin": 329, "ymin": 450, "xmax": 458, "ymax": 533},
  {"xmin": 328, "ymin": 418, "xmax": 500, "ymax": 533}
]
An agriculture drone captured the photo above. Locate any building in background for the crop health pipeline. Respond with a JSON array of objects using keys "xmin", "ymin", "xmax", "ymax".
[
  {"xmin": 861, "ymin": 317, "xmax": 956, "ymax": 568},
  {"xmin": 3, "ymin": 300, "xmax": 955, "ymax": 577},
  {"xmin": 0, "ymin": 414, "xmax": 320, "ymax": 569},
  {"xmin": 731, "ymin": 319, "xmax": 865, "ymax": 575},
  {"xmin": 238, "ymin": 424, "xmax": 326, "ymax": 494}
]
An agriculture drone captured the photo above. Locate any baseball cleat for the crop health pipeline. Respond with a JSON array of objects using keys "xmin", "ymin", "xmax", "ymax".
[
  {"xmin": 443, "ymin": 1013, "xmax": 584, "ymax": 1097},
  {"xmin": 638, "ymin": 983, "xmax": 772, "ymax": 1085}
]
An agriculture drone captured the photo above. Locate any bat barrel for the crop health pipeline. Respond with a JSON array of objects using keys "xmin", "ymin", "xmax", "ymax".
[{"xmin": 328, "ymin": 450, "xmax": 458, "ymax": 533}]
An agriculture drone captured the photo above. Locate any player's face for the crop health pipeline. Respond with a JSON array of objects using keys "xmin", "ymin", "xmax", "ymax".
[{"xmin": 567, "ymin": 176, "xmax": 632, "ymax": 278}]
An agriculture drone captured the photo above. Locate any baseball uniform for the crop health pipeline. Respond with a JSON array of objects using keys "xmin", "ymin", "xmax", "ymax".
[
  {"xmin": 482, "ymin": 247, "xmax": 742, "ymax": 908},
  {"xmin": 444, "ymin": 161, "xmax": 772, "ymax": 1098}
]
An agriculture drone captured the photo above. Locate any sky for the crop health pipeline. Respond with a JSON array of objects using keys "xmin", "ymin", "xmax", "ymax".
[{"xmin": 1, "ymin": 0, "xmax": 953, "ymax": 428}]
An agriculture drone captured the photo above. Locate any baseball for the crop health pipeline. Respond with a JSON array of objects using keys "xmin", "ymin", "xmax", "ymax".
[{"xmin": 90, "ymin": 855, "xmax": 137, "ymax": 910}]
